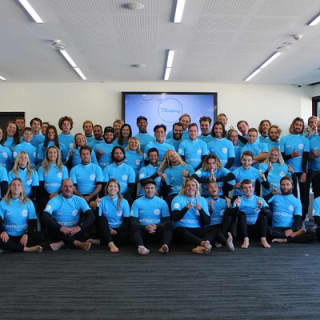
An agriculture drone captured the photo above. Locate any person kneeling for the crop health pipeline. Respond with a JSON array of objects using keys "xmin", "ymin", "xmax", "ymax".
[
  {"xmin": 131, "ymin": 179, "xmax": 172, "ymax": 255},
  {"xmin": 41, "ymin": 179, "xmax": 95, "ymax": 251},
  {"xmin": 234, "ymin": 179, "xmax": 271, "ymax": 249},
  {"xmin": 0, "ymin": 178, "xmax": 42, "ymax": 253}
]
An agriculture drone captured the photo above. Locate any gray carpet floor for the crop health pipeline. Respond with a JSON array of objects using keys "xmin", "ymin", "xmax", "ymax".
[{"xmin": 1, "ymin": 243, "xmax": 320, "ymax": 320}]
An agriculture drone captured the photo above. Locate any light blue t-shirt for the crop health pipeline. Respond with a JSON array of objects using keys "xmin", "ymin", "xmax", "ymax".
[
  {"xmin": 206, "ymin": 197, "xmax": 227, "ymax": 226},
  {"xmin": 0, "ymin": 198, "xmax": 36, "ymax": 236},
  {"xmin": 131, "ymin": 196, "xmax": 170, "ymax": 226},
  {"xmin": 199, "ymin": 134, "xmax": 213, "ymax": 145},
  {"xmin": 164, "ymin": 164, "xmax": 194, "ymax": 195},
  {"xmin": 98, "ymin": 195, "xmax": 130, "ymax": 228},
  {"xmin": 171, "ymin": 195, "xmax": 209, "ymax": 228},
  {"xmin": 166, "ymin": 138, "xmax": 181, "ymax": 152},
  {"xmin": 135, "ymin": 133, "xmax": 155, "ymax": 152},
  {"xmin": 144, "ymin": 141, "xmax": 175, "ymax": 162},
  {"xmin": 0, "ymin": 145, "xmax": 13, "ymax": 170},
  {"xmin": 58, "ymin": 133, "xmax": 74, "ymax": 153},
  {"xmin": 8, "ymin": 168, "xmax": 39, "ymax": 196},
  {"xmin": 125, "ymin": 150, "xmax": 144, "ymax": 178},
  {"xmin": 70, "ymin": 148, "xmax": 98, "ymax": 168},
  {"xmin": 268, "ymin": 194, "xmax": 302, "ymax": 228},
  {"xmin": 241, "ymin": 141, "xmax": 268, "ymax": 168},
  {"xmin": 312, "ymin": 196, "xmax": 320, "ymax": 217},
  {"xmin": 309, "ymin": 135, "xmax": 320, "ymax": 171},
  {"xmin": 13, "ymin": 142, "xmax": 37, "ymax": 167},
  {"xmin": 94, "ymin": 141, "xmax": 115, "ymax": 169},
  {"xmin": 207, "ymin": 138, "xmax": 235, "ymax": 167},
  {"xmin": 31, "ymin": 133, "xmax": 45, "ymax": 148},
  {"xmin": 232, "ymin": 166, "xmax": 261, "ymax": 196},
  {"xmin": 38, "ymin": 163, "xmax": 69, "ymax": 194},
  {"xmin": 37, "ymin": 141, "xmax": 68, "ymax": 163},
  {"xmin": 138, "ymin": 164, "xmax": 161, "ymax": 197},
  {"xmin": 44, "ymin": 194, "xmax": 90, "ymax": 227}
]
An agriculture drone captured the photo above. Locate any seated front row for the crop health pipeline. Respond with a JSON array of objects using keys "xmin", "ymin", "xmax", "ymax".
[{"xmin": 0, "ymin": 175, "xmax": 316, "ymax": 255}]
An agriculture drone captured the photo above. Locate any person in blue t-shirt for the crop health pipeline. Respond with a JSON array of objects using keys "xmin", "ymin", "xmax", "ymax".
[
  {"xmin": 178, "ymin": 123, "xmax": 209, "ymax": 169},
  {"xmin": 103, "ymin": 146, "xmax": 136, "ymax": 205},
  {"xmin": 267, "ymin": 125, "xmax": 281, "ymax": 151},
  {"xmin": 58, "ymin": 116, "xmax": 74, "ymax": 154},
  {"xmin": 237, "ymin": 120, "xmax": 249, "ymax": 146},
  {"xmin": 135, "ymin": 116, "xmax": 155, "ymax": 152},
  {"xmin": 0, "ymin": 127, "xmax": 13, "ymax": 170},
  {"xmin": 166, "ymin": 113, "xmax": 191, "ymax": 141},
  {"xmin": 199, "ymin": 116, "xmax": 213, "ymax": 144},
  {"xmin": 117, "ymin": 124, "xmax": 132, "ymax": 149},
  {"xmin": 30, "ymin": 117, "xmax": 45, "ymax": 149},
  {"xmin": 227, "ymin": 129, "xmax": 242, "ymax": 170},
  {"xmin": 166, "ymin": 122, "xmax": 183, "ymax": 151},
  {"xmin": 268, "ymin": 176, "xmax": 314, "ymax": 244},
  {"xmin": 89, "ymin": 124, "xmax": 104, "ymax": 148},
  {"xmin": 258, "ymin": 120, "xmax": 271, "ymax": 144},
  {"xmin": 3, "ymin": 121, "xmax": 20, "ymax": 152},
  {"xmin": 234, "ymin": 179, "xmax": 271, "ymax": 249},
  {"xmin": 280, "ymin": 117, "xmax": 310, "ymax": 219},
  {"xmin": 41, "ymin": 178, "xmax": 95, "ymax": 251},
  {"xmin": 67, "ymin": 132, "xmax": 97, "ymax": 170},
  {"xmin": 13, "ymin": 127, "xmax": 37, "ymax": 168},
  {"xmin": 309, "ymin": 120, "xmax": 320, "ymax": 198},
  {"xmin": 171, "ymin": 177, "xmax": 212, "ymax": 254},
  {"xmin": 193, "ymin": 153, "xmax": 235, "ymax": 197},
  {"xmin": 38, "ymin": 146, "xmax": 69, "ymax": 212},
  {"xmin": 159, "ymin": 149, "xmax": 194, "ymax": 206},
  {"xmin": 125, "ymin": 137, "xmax": 144, "ymax": 177},
  {"xmin": 144, "ymin": 124, "xmax": 175, "ymax": 163},
  {"xmin": 94, "ymin": 126, "xmax": 115, "ymax": 169},
  {"xmin": 259, "ymin": 147, "xmax": 293, "ymax": 197},
  {"xmin": 70, "ymin": 146, "xmax": 104, "ymax": 205},
  {"xmin": 82, "ymin": 120, "xmax": 94, "ymax": 146},
  {"xmin": 37, "ymin": 125, "xmax": 68, "ymax": 163},
  {"xmin": 131, "ymin": 179, "xmax": 172, "ymax": 255},
  {"xmin": 202, "ymin": 182, "xmax": 235, "ymax": 251},
  {"xmin": 96, "ymin": 179, "xmax": 131, "ymax": 253},
  {"xmin": 232, "ymin": 151, "xmax": 268, "ymax": 197},
  {"xmin": 240, "ymin": 128, "xmax": 268, "ymax": 168},
  {"xmin": 0, "ymin": 178, "xmax": 42, "ymax": 253},
  {"xmin": 8, "ymin": 151, "xmax": 39, "ymax": 203},
  {"xmin": 138, "ymin": 148, "xmax": 161, "ymax": 197},
  {"xmin": 207, "ymin": 121, "xmax": 235, "ymax": 168}
]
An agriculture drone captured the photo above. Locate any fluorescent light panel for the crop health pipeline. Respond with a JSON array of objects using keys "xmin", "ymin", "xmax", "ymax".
[
  {"xmin": 58, "ymin": 49, "xmax": 87, "ymax": 80},
  {"xmin": 166, "ymin": 50, "xmax": 175, "ymax": 68},
  {"xmin": 0, "ymin": 75, "xmax": 7, "ymax": 81},
  {"xmin": 164, "ymin": 67, "xmax": 172, "ymax": 81},
  {"xmin": 18, "ymin": 0, "xmax": 44, "ymax": 23},
  {"xmin": 307, "ymin": 12, "xmax": 320, "ymax": 26},
  {"xmin": 245, "ymin": 51, "xmax": 282, "ymax": 81},
  {"xmin": 174, "ymin": 0, "xmax": 186, "ymax": 23}
]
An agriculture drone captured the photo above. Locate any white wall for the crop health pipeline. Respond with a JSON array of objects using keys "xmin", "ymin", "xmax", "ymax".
[{"xmin": 0, "ymin": 82, "xmax": 312, "ymax": 134}]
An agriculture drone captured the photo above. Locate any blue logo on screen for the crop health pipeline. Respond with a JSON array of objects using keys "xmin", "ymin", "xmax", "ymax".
[{"xmin": 158, "ymin": 98, "xmax": 183, "ymax": 123}]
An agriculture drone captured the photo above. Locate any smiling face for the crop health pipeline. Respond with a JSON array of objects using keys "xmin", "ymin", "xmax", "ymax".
[
  {"xmin": 200, "ymin": 120, "xmax": 210, "ymax": 135},
  {"xmin": 144, "ymin": 183, "xmax": 156, "ymax": 198},
  {"xmin": 10, "ymin": 179, "xmax": 23, "ymax": 199},
  {"xmin": 148, "ymin": 151, "xmax": 158, "ymax": 166},
  {"xmin": 292, "ymin": 120, "xmax": 304, "ymax": 134},
  {"xmin": 128, "ymin": 138, "xmax": 138, "ymax": 151},
  {"xmin": 7, "ymin": 123, "xmax": 17, "ymax": 137},
  {"xmin": 237, "ymin": 122, "xmax": 248, "ymax": 135},
  {"xmin": 83, "ymin": 122, "xmax": 93, "ymax": 136},
  {"xmin": 61, "ymin": 120, "xmax": 71, "ymax": 134},
  {"xmin": 188, "ymin": 125, "xmax": 198, "ymax": 140},
  {"xmin": 229, "ymin": 130, "xmax": 238, "ymax": 145},
  {"xmin": 269, "ymin": 149, "xmax": 279, "ymax": 163},
  {"xmin": 23, "ymin": 130, "xmax": 33, "ymax": 143},
  {"xmin": 241, "ymin": 155, "xmax": 252, "ymax": 169},
  {"xmin": 47, "ymin": 147, "xmax": 58, "ymax": 163},
  {"xmin": 247, "ymin": 130, "xmax": 258, "ymax": 144},
  {"xmin": 213, "ymin": 124, "xmax": 223, "ymax": 138},
  {"xmin": 94, "ymin": 126, "xmax": 103, "ymax": 140},
  {"xmin": 18, "ymin": 153, "xmax": 29, "ymax": 168},
  {"xmin": 180, "ymin": 115, "xmax": 190, "ymax": 130},
  {"xmin": 280, "ymin": 178, "xmax": 292, "ymax": 195},
  {"xmin": 155, "ymin": 127, "xmax": 166, "ymax": 142},
  {"xmin": 107, "ymin": 181, "xmax": 119, "ymax": 197},
  {"xmin": 137, "ymin": 119, "xmax": 147, "ymax": 133},
  {"xmin": 242, "ymin": 182, "xmax": 254, "ymax": 197},
  {"xmin": 61, "ymin": 179, "xmax": 74, "ymax": 198},
  {"xmin": 31, "ymin": 120, "xmax": 41, "ymax": 134},
  {"xmin": 113, "ymin": 148, "xmax": 125, "ymax": 163},
  {"xmin": 47, "ymin": 128, "xmax": 56, "ymax": 141},
  {"xmin": 75, "ymin": 134, "xmax": 86, "ymax": 147},
  {"xmin": 261, "ymin": 121, "xmax": 271, "ymax": 136},
  {"xmin": 269, "ymin": 127, "xmax": 280, "ymax": 141},
  {"xmin": 173, "ymin": 124, "xmax": 183, "ymax": 140},
  {"xmin": 185, "ymin": 180, "xmax": 197, "ymax": 197},
  {"xmin": 80, "ymin": 149, "xmax": 91, "ymax": 164},
  {"xmin": 121, "ymin": 125, "xmax": 130, "ymax": 138},
  {"xmin": 104, "ymin": 131, "xmax": 114, "ymax": 143},
  {"xmin": 168, "ymin": 150, "xmax": 179, "ymax": 165}
]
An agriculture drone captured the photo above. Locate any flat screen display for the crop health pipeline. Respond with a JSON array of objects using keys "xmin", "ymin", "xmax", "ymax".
[{"xmin": 122, "ymin": 92, "xmax": 217, "ymax": 135}]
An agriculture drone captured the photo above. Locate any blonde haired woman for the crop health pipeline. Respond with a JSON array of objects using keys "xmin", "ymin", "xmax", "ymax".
[
  {"xmin": 0, "ymin": 178, "xmax": 42, "ymax": 252},
  {"xmin": 125, "ymin": 137, "xmax": 144, "ymax": 177},
  {"xmin": 171, "ymin": 177, "xmax": 211, "ymax": 254},
  {"xmin": 8, "ymin": 152, "xmax": 39, "ymax": 202}
]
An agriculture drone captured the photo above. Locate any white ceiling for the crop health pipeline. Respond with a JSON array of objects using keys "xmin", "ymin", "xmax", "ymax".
[{"xmin": 1, "ymin": 0, "xmax": 320, "ymax": 84}]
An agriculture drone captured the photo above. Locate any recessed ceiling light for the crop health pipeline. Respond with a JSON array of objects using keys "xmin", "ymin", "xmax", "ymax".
[
  {"xmin": 0, "ymin": 75, "xmax": 7, "ymax": 81},
  {"xmin": 123, "ymin": 2, "xmax": 145, "ymax": 10},
  {"xmin": 18, "ymin": 0, "xmax": 44, "ymax": 23}
]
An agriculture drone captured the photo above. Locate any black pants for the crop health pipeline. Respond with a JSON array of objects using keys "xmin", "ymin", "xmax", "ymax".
[
  {"xmin": 311, "ymin": 170, "xmax": 320, "ymax": 198},
  {"xmin": 238, "ymin": 211, "xmax": 268, "ymax": 240},
  {"xmin": 292, "ymin": 172, "xmax": 309, "ymax": 220},
  {"xmin": 0, "ymin": 233, "xmax": 43, "ymax": 252},
  {"xmin": 97, "ymin": 216, "xmax": 129, "ymax": 245},
  {"xmin": 165, "ymin": 193, "xmax": 178, "ymax": 213},
  {"xmin": 271, "ymin": 227, "xmax": 315, "ymax": 243},
  {"xmin": 133, "ymin": 222, "xmax": 172, "ymax": 247},
  {"xmin": 203, "ymin": 224, "xmax": 227, "ymax": 244},
  {"xmin": 174, "ymin": 227, "xmax": 207, "ymax": 246}
]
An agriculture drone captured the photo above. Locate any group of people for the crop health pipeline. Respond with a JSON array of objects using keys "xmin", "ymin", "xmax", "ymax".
[{"xmin": 0, "ymin": 113, "xmax": 319, "ymax": 255}]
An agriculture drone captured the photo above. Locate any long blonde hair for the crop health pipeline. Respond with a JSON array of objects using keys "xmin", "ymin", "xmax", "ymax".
[
  {"xmin": 12, "ymin": 152, "xmax": 33, "ymax": 179},
  {"xmin": 125, "ymin": 137, "xmax": 143, "ymax": 155},
  {"xmin": 180, "ymin": 177, "xmax": 201, "ymax": 197},
  {"xmin": 105, "ymin": 179, "xmax": 123, "ymax": 210},
  {"xmin": 4, "ymin": 178, "xmax": 29, "ymax": 204},
  {"xmin": 42, "ymin": 146, "xmax": 63, "ymax": 173},
  {"xmin": 159, "ymin": 150, "xmax": 186, "ymax": 172},
  {"xmin": 264, "ymin": 147, "xmax": 284, "ymax": 166}
]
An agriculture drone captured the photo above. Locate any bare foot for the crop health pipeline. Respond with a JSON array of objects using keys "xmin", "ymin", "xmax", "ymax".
[
  {"xmin": 291, "ymin": 228, "xmax": 306, "ymax": 238},
  {"xmin": 138, "ymin": 245, "xmax": 150, "ymax": 256},
  {"xmin": 50, "ymin": 241, "xmax": 64, "ymax": 251},
  {"xmin": 74, "ymin": 240, "xmax": 91, "ymax": 251},
  {"xmin": 226, "ymin": 232, "xmax": 235, "ymax": 252},
  {"xmin": 88, "ymin": 238, "xmax": 101, "ymax": 245},
  {"xmin": 200, "ymin": 240, "xmax": 212, "ymax": 254},
  {"xmin": 158, "ymin": 244, "xmax": 169, "ymax": 254},
  {"xmin": 241, "ymin": 237, "xmax": 249, "ymax": 249},
  {"xmin": 260, "ymin": 237, "xmax": 271, "ymax": 248},
  {"xmin": 24, "ymin": 245, "xmax": 43, "ymax": 253},
  {"xmin": 108, "ymin": 241, "xmax": 119, "ymax": 253},
  {"xmin": 192, "ymin": 246, "xmax": 206, "ymax": 254},
  {"xmin": 272, "ymin": 238, "xmax": 287, "ymax": 244}
]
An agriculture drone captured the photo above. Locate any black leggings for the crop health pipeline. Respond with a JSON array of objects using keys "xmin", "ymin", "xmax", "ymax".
[
  {"xmin": 238, "ymin": 211, "xmax": 268, "ymax": 239},
  {"xmin": 271, "ymin": 227, "xmax": 315, "ymax": 243},
  {"xmin": 292, "ymin": 172, "xmax": 309, "ymax": 220},
  {"xmin": 203, "ymin": 224, "xmax": 227, "ymax": 244},
  {"xmin": 174, "ymin": 227, "xmax": 207, "ymax": 246},
  {"xmin": 132, "ymin": 222, "xmax": 172, "ymax": 247},
  {"xmin": 97, "ymin": 216, "xmax": 129, "ymax": 245},
  {"xmin": 0, "ymin": 233, "xmax": 43, "ymax": 252}
]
